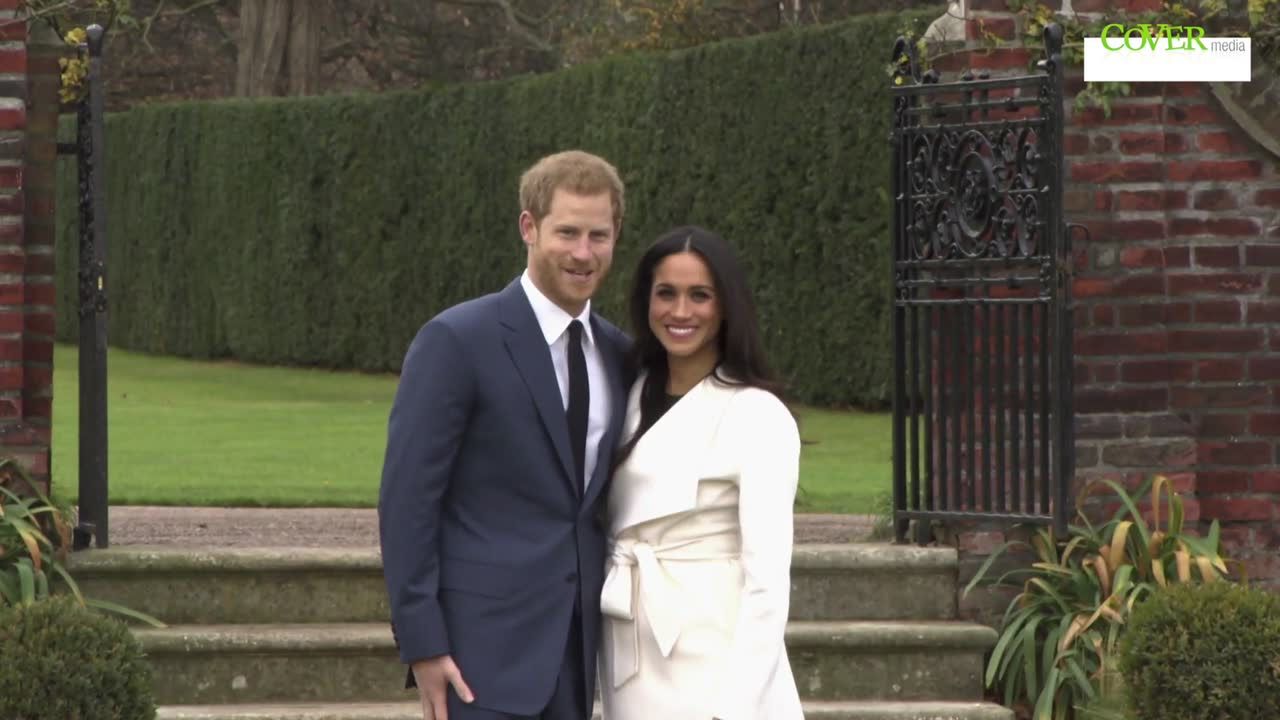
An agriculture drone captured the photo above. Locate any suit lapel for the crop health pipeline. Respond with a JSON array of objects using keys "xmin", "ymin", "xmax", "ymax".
[{"xmin": 499, "ymin": 280, "xmax": 577, "ymax": 494}]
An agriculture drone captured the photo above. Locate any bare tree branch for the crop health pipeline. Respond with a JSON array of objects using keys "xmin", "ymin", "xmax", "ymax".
[
  {"xmin": 434, "ymin": 0, "xmax": 558, "ymax": 54},
  {"xmin": 137, "ymin": 0, "xmax": 168, "ymax": 50}
]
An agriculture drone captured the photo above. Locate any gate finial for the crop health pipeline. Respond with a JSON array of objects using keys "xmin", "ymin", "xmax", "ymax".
[
  {"xmin": 86, "ymin": 24, "xmax": 106, "ymax": 57},
  {"xmin": 891, "ymin": 36, "xmax": 922, "ymax": 86},
  {"xmin": 1037, "ymin": 22, "xmax": 1064, "ymax": 72},
  {"xmin": 1043, "ymin": 22, "xmax": 1064, "ymax": 62}
]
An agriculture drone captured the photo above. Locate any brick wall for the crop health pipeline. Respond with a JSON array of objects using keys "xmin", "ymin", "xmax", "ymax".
[
  {"xmin": 0, "ymin": 5, "xmax": 56, "ymax": 492},
  {"xmin": 930, "ymin": 0, "xmax": 1280, "ymax": 621},
  {"xmin": 23, "ymin": 20, "xmax": 57, "ymax": 473},
  {"xmin": 0, "ymin": 1, "xmax": 26, "ymax": 466},
  {"xmin": 1066, "ymin": 82, "xmax": 1280, "ymax": 588}
]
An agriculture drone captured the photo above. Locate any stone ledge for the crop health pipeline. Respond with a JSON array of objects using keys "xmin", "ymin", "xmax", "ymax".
[
  {"xmin": 156, "ymin": 700, "xmax": 1015, "ymax": 720},
  {"xmin": 787, "ymin": 621, "xmax": 997, "ymax": 651},
  {"xmin": 158, "ymin": 703, "xmax": 421, "ymax": 720},
  {"xmin": 74, "ymin": 543, "xmax": 940, "ymax": 575},
  {"xmin": 69, "ymin": 546, "xmax": 385, "ymax": 574},
  {"xmin": 136, "ymin": 620, "xmax": 998, "ymax": 655},
  {"xmin": 793, "ymin": 544, "xmax": 956, "ymax": 571},
  {"xmin": 135, "ymin": 623, "xmax": 393, "ymax": 654},
  {"xmin": 803, "ymin": 701, "xmax": 1014, "ymax": 720},
  {"xmin": 95, "ymin": 507, "xmax": 876, "ymax": 547}
]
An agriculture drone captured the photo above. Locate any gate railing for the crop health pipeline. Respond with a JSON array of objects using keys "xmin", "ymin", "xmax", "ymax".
[
  {"xmin": 889, "ymin": 23, "xmax": 1079, "ymax": 544},
  {"xmin": 57, "ymin": 25, "xmax": 109, "ymax": 550}
]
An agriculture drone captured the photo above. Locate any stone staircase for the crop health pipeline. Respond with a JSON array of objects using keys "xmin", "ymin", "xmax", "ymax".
[{"xmin": 69, "ymin": 544, "xmax": 1012, "ymax": 720}]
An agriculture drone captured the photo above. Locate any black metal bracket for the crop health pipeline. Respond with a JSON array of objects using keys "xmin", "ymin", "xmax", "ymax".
[
  {"xmin": 77, "ymin": 260, "xmax": 107, "ymax": 316},
  {"xmin": 72, "ymin": 522, "xmax": 95, "ymax": 551}
]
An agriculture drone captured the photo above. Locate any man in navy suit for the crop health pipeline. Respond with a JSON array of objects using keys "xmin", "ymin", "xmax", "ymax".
[{"xmin": 379, "ymin": 150, "xmax": 632, "ymax": 720}]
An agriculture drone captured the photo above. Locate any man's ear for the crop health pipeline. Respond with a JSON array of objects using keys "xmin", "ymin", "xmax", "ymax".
[{"xmin": 518, "ymin": 211, "xmax": 537, "ymax": 246}]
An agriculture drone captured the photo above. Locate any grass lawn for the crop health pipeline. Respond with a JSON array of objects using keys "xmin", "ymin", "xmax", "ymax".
[{"xmin": 51, "ymin": 344, "xmax": 891, "ymax": 513}]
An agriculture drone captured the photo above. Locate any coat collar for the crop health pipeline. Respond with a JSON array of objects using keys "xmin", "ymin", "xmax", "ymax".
[{"xmin": 607, "ymin": 370, "xmax": 738, "ymax": 533}]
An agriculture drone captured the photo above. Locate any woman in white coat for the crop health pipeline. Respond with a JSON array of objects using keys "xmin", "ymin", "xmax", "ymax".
[{"xmin": 599, "ymin": 226, "xmax": 804, "ymax": 720}]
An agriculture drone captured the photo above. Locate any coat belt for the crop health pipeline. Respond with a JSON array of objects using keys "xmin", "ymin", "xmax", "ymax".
[{"xmin": 599, "ymin": 537, "xmax": 737, "ymax": 689}]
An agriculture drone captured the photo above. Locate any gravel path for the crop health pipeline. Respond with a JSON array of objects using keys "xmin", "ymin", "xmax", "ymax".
[{"xmin": 99, "ymin": 506, "xmax": 878, "ymax": 548}]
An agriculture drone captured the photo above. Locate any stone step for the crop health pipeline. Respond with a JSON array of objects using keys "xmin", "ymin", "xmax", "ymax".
[
  {"xmin": 157, "ymin": 700, "xmax": 1013, "ymax": 720},
  {"xmin": 136, "ymin": 620, "xmax": 995, "ymax": 706},
  {"xmin": 791, "ymin": 544, "xmax": 956, "ymax": 621},
  {"xmin": 70, "ymin": 543, "xmax": 958, "ymax": 625}
]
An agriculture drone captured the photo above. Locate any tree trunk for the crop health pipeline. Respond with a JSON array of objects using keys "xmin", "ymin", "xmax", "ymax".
[
  {"xmin": 286, "ymin": 0, "xmax": 320, "ymax": 95},
  {"xmin": 235, "ymin": 0, "xmax": 321, "ymax": 97}
]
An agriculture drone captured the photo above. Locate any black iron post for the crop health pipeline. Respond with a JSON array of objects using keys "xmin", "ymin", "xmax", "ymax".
[
  {"xmin": 76, "ymin": 24, "xmax": 109, "ymax": 549},
  {"xmin": 1038, "ymin": 23, "xmax": 1071, "ymax": 538},
  {"xmin": 889, "ymin": 37, "xmax": 908, "ymax": 544}
]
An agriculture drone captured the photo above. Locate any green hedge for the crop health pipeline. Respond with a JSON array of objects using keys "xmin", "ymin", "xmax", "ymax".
[
  {"xmin": 1119, "ymin": 581, "xmax": 1280, "ymax": 719},
  {"xmin": 57, "ymin": 10, "xmax": 938, "ymax": 409},
  {"xmin": 0, "ymin": 596, "xmax": 156, "ymax": 720}
]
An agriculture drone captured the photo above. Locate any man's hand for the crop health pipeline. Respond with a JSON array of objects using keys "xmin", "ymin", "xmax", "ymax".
[{"xmin": 411, "ymin": 655, "xmax": 474, "ymax": 720}]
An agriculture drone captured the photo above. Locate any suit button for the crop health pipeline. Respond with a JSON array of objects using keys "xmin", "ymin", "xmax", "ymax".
[{"xmin": 565, "ymin": 572, "xmax": 578, "ymax": 583}]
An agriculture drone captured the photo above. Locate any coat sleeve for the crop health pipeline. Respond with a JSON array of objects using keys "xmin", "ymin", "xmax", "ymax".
[
  {"xmin": 378, "ymin": 318, "xmax": 475, "ymax": 665},
  {"xmin": 712, "ymin": 389, "xmax": 800, "ymax": 720}
]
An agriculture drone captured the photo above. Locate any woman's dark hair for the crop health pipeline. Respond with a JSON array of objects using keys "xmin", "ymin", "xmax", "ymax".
[{"xmin": 612, "ymin": 225, "xmax": 792, "ymax": 471}]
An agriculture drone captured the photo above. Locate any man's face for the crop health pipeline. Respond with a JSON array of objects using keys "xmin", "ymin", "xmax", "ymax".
[{"xmin": 520, "ymin": 188, "xmax": 617, "ymax": 317}]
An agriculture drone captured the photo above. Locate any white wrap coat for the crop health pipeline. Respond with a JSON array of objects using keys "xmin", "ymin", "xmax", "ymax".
[{"xmin": 599, "ymin": 372, "xmax": 803, "ymax": 720}]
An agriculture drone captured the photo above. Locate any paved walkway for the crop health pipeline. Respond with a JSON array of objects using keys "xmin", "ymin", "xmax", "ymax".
[{"xmin": 102, "ymin": 506, "xmax": 879, "ymax": 547}]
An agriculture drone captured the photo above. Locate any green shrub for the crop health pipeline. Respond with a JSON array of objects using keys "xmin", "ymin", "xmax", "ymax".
[
  {"xmin": 1076, "ymin": 678, "xmax": 1133, "ymax": 720},
  {"xmin": 964, "ymin": 475, "xmax": 1230, "ymax": 720},
  {"xmin": 1118, "ymin": 581, "xmax": 1280, "ymax": 720},
  {"xmin": 0, "ymin": 595, "xmax": 156, "ymax": 720},
  {"xmin": 0, "ymin": 458, "xmax": 165, "ymax": 627},
  {"xmin": 56, "ymin": 9, "xmax": 939, "ymax": 410}
]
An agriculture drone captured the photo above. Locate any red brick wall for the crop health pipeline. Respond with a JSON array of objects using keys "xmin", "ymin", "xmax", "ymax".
[
  {"xmin": 1067, "ymin": 81, "xmax": 1280, "ymax": 587},
  {"xmin": 938, "ymin": 0, "xmax": 1279, "ymax": 611},
  {"xmin": 23, "ymin": 19, "xmax": 59, "ymax": 487},
  {"xmin": 0, "ymin": 5, "xmax": 56, "ymax": 490}
]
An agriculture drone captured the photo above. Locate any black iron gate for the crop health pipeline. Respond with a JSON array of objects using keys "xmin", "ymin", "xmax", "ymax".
[
  {"xmin": 890, "ymin": 24, "xmax": 1080, "ymax": 543},
  {"xmin": 57, "ymin": 25, "xmax": 109, "ymax": 550}
]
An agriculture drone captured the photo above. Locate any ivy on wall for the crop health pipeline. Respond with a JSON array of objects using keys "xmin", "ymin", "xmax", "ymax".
[
  {"xmin": 20, "ymin": 0, "xmax": 129, "ymax": 104},
  {"xmin": 895, "ymin": 0, "xmax": 1280, "ymax": 115}
]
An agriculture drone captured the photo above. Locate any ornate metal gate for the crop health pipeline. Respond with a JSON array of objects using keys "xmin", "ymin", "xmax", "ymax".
[{"xmin": 889, "ymin": 24, "xmax": 1080, "ymax": 543}]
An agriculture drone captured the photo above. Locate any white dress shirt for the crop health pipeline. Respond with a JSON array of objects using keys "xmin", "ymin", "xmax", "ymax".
[{"xmin": 520, "ymin": 270, "xmax": 610, "ymax": 491}]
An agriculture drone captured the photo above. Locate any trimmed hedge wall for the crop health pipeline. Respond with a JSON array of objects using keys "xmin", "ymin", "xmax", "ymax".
[{"xmin": 57, "ymin": 10, "xmax": 937, "ymax": 409}]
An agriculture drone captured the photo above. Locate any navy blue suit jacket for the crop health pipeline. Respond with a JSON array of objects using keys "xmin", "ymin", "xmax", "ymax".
[{"xmin": 379, "ymin": 277, "xmax": 631, "ymax": 716}]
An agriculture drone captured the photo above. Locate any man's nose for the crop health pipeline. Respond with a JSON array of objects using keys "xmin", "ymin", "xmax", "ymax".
[{"xmin": 569, "ymin": 236, "xmax": 592, "ymax": 260}]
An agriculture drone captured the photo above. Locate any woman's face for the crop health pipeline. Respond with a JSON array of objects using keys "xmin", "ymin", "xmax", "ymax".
[{"xmin": 648, "ymin": 251, "xmax": 722, "ymax": 364}]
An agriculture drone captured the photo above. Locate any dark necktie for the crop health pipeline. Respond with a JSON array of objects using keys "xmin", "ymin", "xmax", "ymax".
[{"xmin": 567, "ymin": 320, "xmax": 589, "ymax": 492}]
